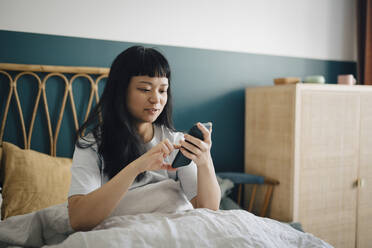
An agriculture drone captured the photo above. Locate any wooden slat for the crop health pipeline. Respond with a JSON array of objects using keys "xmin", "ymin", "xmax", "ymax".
[
  {"xmin": 248, "ymin": 185, "xmax": 257, "ymax": 212},
  {"xmin": 237, "ymin": 184, "xmax": 242, "ymax": 206},
  {"xmin": 13, "ymin": 72, "xmax": 43, "ymax": 149},
  {"xmin": 0, "ymin": 71, "xmax": 14, "ymax": 146},
  {"xmin": 260, "ymin": 185, "xmax": 273, "ymax": 217}
]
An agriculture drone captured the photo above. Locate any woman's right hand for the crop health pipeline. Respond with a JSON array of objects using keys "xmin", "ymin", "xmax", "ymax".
[
  {"xmin": 69, "ymin": 139, "xmax": 176, "ymax": 231},
  {"xmin": 133, "ymin": 139, "xmax": 177, "ymax": 173}
]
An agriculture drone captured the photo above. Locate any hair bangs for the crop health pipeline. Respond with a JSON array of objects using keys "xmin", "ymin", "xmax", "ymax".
[{"xmin": 131, "ymin": 47, "xmax": 170, "ymax": 79}]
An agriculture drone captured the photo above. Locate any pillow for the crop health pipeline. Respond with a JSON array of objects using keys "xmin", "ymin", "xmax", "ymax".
[{"xmin": 1, "ymin": 142, "xmax": 72, "ymax": 219}]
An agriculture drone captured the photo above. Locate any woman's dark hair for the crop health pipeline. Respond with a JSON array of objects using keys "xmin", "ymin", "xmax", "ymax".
[{"xmin": 76, "ymin": 45, "xmax": 174, "ymax": 180}]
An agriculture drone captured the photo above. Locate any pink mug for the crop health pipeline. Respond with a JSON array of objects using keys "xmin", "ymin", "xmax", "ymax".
[{"xmin": 338, "ymin": 74, "xmax": 356, "ymax": 85}]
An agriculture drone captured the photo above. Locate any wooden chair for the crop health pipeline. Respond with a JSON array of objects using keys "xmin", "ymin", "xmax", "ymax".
[{"xmin": 217, "ymin": 172, "xmax": 279, "ymax": 217}]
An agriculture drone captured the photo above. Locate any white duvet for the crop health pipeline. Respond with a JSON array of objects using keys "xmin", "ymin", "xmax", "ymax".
[{"xmin": 0, "ymin": 180, "xmax": 332, "ymax": 248}]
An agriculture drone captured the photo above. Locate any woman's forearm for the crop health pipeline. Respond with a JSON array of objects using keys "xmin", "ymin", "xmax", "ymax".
[
  {"xmin": 68, "ymin": 139, "xmax": 176, "ymax": 231},
  {"xmin": 195, "ymin": 160, "xmax": 221, "ymax": 210},
  {"xmin": 68, "ymin": 161, "xmax": 140, "ymax": 231}
]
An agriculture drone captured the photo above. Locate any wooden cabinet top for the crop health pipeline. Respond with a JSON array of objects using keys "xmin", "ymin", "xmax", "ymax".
[{"xmin": 246, "ymin": 84, "xmax": 372, "ymax": 92}]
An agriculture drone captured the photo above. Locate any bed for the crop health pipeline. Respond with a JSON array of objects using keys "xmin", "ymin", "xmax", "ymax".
[{"xmin": 0, "ymin": 63, "xmax": 332, "ymax": 247}]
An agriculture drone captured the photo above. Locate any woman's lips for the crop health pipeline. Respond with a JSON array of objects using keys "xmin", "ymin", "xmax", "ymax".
[{"xmin": 145, "ymin": 108, "xmax": 159, "ymax": 114}]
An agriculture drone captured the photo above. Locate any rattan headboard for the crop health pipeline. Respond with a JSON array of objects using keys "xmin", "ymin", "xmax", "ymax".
[{"xmin": 0, "ymin": 63, "xmax": 109, "ymax": 157}]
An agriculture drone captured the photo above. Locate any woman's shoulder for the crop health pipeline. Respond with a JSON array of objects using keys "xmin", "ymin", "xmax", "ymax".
[
  {"xmin": 76, "ymin": 132, "xmax": 99, "ymax": 151},
  {"xmin": 78, "ymin": 132, "xmax": 95, "ymax": 143}
]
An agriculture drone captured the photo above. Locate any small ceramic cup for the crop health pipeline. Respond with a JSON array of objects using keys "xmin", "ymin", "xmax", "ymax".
[
  {"xmin": 304, "ymin": 75, "xmax": 325, "ymax": 84},
  {"xmin": 337, "ymin": 74, "xmax": 356, "ymax": 85}
]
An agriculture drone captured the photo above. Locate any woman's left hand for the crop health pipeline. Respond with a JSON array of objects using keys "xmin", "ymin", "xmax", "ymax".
[{"xmin": 176, "ymin": 122, "xmax": 213, "ymax": 167}]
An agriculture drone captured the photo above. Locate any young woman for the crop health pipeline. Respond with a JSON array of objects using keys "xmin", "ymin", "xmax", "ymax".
[{"xmin": 67, "ymin": 46, "xmax": 221, "ymax": 231}]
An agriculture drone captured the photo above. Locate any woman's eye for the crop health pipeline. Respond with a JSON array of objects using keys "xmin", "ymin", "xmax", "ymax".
[
  {"xmin": 138, "ymin": 88, "xmax": 150, "ymax": 92},
  {"xmin": 159, "ymin": 90, "xmax": 167, "ymax": 94}
]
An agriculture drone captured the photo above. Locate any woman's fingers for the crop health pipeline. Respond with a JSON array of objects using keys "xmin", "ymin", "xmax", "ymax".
[
  {"xmin": 180, "ymin": 139, "xmax": 201, "ymax": 155},
  {"xmin": 197, "ymin": 122, "xmax": 212, "ymax": 143},
  {"xmin": 143, "ymin": 124, "xmax": 213, "ymax": 171},
  {"xmin": 154, "ymin": 138, "xmax": 173, "ymax": 158},
  {"xmin": 180, "ymin": 146, "xmax": 197, "ymax": 161},
  {"xmin": 147, "ymin": 139, "xmax": 180, "ymax": 171},
  {"xmin": 184, "ymin": 134, "xmax": 209, "ymax": 152},
  {"xmin": 163, "ymin": 138, "xmax": 174, "ymax": 154},
  {"xmin": 184, "ymin": 134, "xmax": 203, "ymax": 148}
]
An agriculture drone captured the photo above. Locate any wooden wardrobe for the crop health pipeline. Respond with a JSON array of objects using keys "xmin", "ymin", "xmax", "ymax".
[{"xmin": 244, "ymin": 84, "xmax": 372, "ymax": 248}]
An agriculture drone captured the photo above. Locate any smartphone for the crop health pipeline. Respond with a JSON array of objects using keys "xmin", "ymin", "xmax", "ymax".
[{"xmin": 172, "ymin": 122, "xmax": 212, "ymax": 168}]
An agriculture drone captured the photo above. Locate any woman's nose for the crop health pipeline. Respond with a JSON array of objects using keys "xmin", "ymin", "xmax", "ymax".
[{"xmin": 149, "ymin": 91, "xmax": 160, "ymax": 103}]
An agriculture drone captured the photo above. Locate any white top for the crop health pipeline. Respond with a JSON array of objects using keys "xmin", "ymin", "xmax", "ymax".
[{"xmin": 68, "ymin": 125, "xmax": 198, "ymax": 200}]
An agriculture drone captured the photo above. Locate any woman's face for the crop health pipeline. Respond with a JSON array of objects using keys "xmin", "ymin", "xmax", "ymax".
[{"xmin": 126, "ymin": 75, "xmax": 169, "ymax": 124}]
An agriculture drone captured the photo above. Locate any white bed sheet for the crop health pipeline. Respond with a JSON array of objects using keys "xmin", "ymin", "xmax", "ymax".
[{"xmin": 0, "ymin": 180, "xmax": 333, "ymax": 248}]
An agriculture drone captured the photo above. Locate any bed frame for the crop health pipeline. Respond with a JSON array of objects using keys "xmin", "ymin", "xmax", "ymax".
[{"xmin": 0, "ymin": 63, "xmax": 109, "ymax": 156}]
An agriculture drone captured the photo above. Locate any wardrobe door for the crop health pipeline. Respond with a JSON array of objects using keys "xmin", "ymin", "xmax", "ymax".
[
  {"xmin": 357, "ymin": 93, "xmax": 372, "ymax": 248},
  {"xmin": 298, "ymin": 91, "xmax": 359, "ymax": 248}
]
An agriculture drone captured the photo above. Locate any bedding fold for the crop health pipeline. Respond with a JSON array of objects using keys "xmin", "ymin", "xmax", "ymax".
[{"xmin": 0, "ymin": 203, "xmax": 73, "ymax": 247}]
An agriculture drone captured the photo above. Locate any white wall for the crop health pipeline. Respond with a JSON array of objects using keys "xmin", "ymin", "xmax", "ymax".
[{"xmin": 0, "ymin": 0, "xmax": 357, "ymax": 61}]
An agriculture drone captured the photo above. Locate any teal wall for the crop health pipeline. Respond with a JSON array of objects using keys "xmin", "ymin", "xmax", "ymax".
[{"xmin": 0, "ymin": 30, "xmax": 357, "ymax": 172}]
